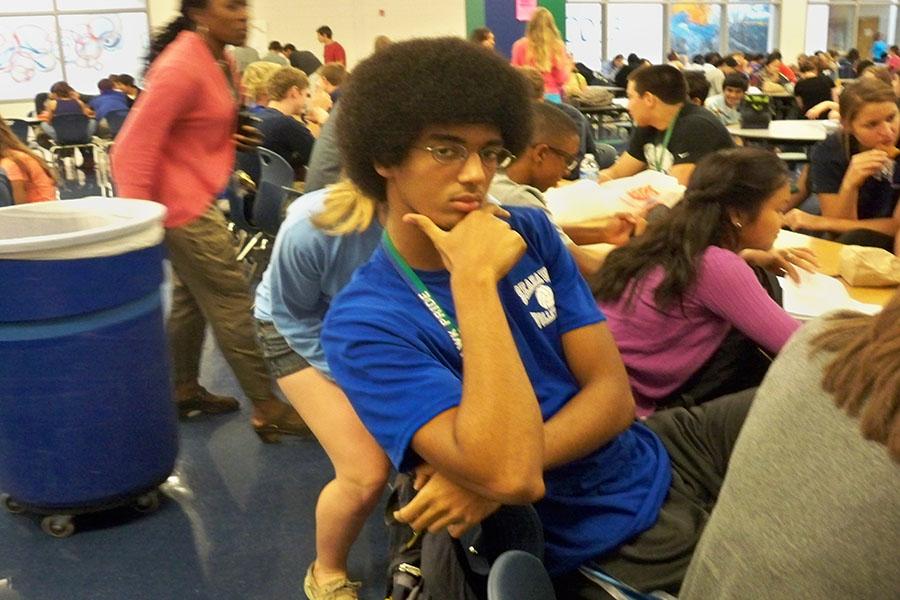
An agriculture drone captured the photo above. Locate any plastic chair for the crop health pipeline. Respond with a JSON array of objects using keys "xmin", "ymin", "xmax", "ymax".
[
  {"xmin": 222, "ymin": 182, "xmax": 264, "ymax": 261},
  {"xmin": 487, "ymin": 551, "xmax": 556, "ymax": 600},
  {"xmin": 252, "ymin": 148, "xmax": 300, "ymax": 237},
  {"xmin": 258, "ymin": 146, "xmax": 294, "ymax": 188},
  {"xmin": 6, "ymin": 119, "xmax": 30, "ymax": 144},
  {"xmin": 47, "ymin": 114, "xmax": 98, "ymax": 190},
  {"xmin": 50, "ymin": 113, "xmax": 93, "ymax": 145},
  {"xmin": 0, "ymin": 169, "xmax": 13, "ymax": 207}
]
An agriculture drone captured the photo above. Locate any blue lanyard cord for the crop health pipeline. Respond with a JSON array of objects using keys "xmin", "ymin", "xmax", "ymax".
[{"xmin": 381, "ymin": 231, "xmax": 463, "ymax": 354}]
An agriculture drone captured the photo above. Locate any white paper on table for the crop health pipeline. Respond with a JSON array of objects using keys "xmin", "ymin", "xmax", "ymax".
[
  {"xmin": 545, "ymin": 171, "xmax": 685, "ymax": 223},
  {"xmin": 778, "ymin": 270, "xmax": 881, "ymax": 320}
]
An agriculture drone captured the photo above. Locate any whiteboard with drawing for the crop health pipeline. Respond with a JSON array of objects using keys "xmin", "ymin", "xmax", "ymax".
[
  {"xmin": 58, "ymin": 12, "xmax": 150, "ymax": 92},
  {"xmin": 0, "ymin": 16, "xmax": 65, "ymax": 101},
  {"xmin": 0, "ymin": 8, "xmax": 148, "ymax": 102}
]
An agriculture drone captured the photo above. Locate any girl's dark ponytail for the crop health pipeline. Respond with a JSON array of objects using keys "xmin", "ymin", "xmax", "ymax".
[{"xmin": 145, "ymin": 1, "xmax": 206, "ymax": 71}]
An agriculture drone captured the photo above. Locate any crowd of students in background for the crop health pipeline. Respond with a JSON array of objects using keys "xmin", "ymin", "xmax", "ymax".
[{"xmin": 8, "ymin": 0, "xmax": 896, "ymax": 598}]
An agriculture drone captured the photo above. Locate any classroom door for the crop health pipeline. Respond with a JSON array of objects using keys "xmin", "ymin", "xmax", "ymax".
[{"xmin": 856, "ymin": 17, "xmax": 879, "ymax": 59}]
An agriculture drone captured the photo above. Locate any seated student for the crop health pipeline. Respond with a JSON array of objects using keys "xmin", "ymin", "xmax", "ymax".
[
  {"xmin": 490, "ymin": 101, "xmax": 643, "ymax": 275},
  {"xmin": 785, "ymin": 78, "xmax": 899, "ymax": 250},
  {"xmin": 255, "ymin": 67, "xmax": 316, "ymax": 177},
  {"xmin": 88, "ymin": 78, "xmax": 130, "ymax": 124},
  {"xmin": 317, "ymin": 62, "xmax": 347, "ymax": 105},
  {"xmin": 684, "ymin": 71, "xmax": 711, "ymax": 106},
  {"xmin": 240, "ymin": 61, "xmax": 281, "ymax": 112},
  {"xmin": 599, "ymin": 65, "xmax": 734, "ymax": 186},
  {"xmin": 595, "ymin": 148, "xmax": 815, "ymax": 415},
  {"xmin": 0, "ymin": 117, "xmax": 56, "ymax": 203},
  {"xmin": 704, "ymin": 73, "xmax": 748, "ymax": 126},
  {"xmin": 115, "ymin": 73, "xmax": 142, "ymax": 107},
  {"xmin": 320, "ymin": 36, "xmax": 757, "ymax": 598},
  {"xmin": 614, "ymin": 53, "xmax": 641, "ymax": 88},
  {"xmin": 255, "ymin": 181, "xmax": 389, "ymax": 599},
  {"xmin": 680, "ymin": 292, "xmax": 900, "ymax": 600},
  {"xmin": 262, "ymin": 40, "xmax": 289, "ymax": 65},
  {"xmin": 40, "ymin": 81, "xmax": 96, "ymax": 140},
  {"xmin": 793, "ymin": 59, "xmax": 836, "ymax": 119},
  {"xmin": 470, "ymin": 27, "xmax": 495, "ymax": 50},
  {"xmin": 515, "ymin": 66, "xmax": 616, "ymax": 177}
]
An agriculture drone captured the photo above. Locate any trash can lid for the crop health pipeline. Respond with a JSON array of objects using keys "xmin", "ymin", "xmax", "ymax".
[{"xmin": 0, "ymin": 197, "xmax": 167, "ymax": 260}]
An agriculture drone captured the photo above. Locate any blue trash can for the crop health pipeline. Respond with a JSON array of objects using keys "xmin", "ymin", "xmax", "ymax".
[{"xmin": 0, "ymin": 197, "xmax": 178, "ymax": 537}]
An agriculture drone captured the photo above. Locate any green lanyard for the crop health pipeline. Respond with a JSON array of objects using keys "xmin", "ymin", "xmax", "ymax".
[
  {"xmin": 651, "ymin": 107, "xmax": 681, "ymax": 173},
  {"xmin": 381, "ymin": 231, "xmax": 463, "ymax": 353}
]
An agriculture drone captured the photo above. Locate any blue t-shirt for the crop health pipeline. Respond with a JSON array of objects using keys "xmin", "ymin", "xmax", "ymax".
[
  {"xmin": 255, "ymin": 187, "xmax": 381, "ymax": 375},
  {"xmin": 810, "ymin": 131, "xmax": 900, "ymax": 220},
  {"xmin": 322, "ymin": 207, "xmax": 671, "ymax": 576},
  {"xmin": 88, "ymin": 91, "xmax": 130, "ymax": 120}
]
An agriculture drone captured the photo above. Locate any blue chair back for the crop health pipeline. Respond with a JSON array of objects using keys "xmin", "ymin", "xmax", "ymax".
[
  {"xmin": 235, "ymin": 150, "xmax": 259, "ymax": 183},
  {"xmin": 258, "ymin": 147, "xmax": 294, "ymax": 188},
  {"xmin": 105, "ymin": 109, "xmax": 130, "ymax": 138},
  {"xmin": 251, "ymin": 148, "xmax": 299, "ymax": 237},
  {"xmin": 487, "ymin": 551, "xmax": 556, "ymax": 600},
  {"xmin": 222, "ymin": 184, "xmax": 257, "ymax": 233},
  {"xmin": 6, "ymin": 119, "xmax": 30, "ymax": 144},
  {"xmin": 51, "ymin": 113, "xmax": 92, "ymax": 145},
  {"xmin": 0, "ymin": 169, "xmax": 13, "ymax": 207}
]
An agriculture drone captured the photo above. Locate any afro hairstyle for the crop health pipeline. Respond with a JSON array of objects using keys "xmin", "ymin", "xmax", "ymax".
[{"xmin": 336, "ymin": 37, "xmax": 532, "ymax": 204}]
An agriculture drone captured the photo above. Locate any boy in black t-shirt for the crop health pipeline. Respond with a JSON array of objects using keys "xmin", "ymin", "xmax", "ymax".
[
  {"xmin": 794, "ymin": 59, "xmax": 836, "ymax": 119},
  {"xmin": 599, "ymin": 65, "xmax": 734, "ymax": 186}
]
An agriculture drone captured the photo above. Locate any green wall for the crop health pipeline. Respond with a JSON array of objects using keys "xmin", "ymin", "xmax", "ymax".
[
  {"xmin": 471, "ymin": 1, "xmax": 566, "ymax": 39},
  {"xmin": 539, "ymin": 0, "xmax": 566, "ymax": 39},
  {"xmin": 466, "ymin": 0, "xmax": 486, "ymax": 35}
]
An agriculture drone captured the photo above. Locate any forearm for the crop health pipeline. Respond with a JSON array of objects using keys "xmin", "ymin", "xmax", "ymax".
[
  {"xmin": 567, "ymin": 243, "xmax": 611, "ymax": 277},
  {"xmin": 812, "ymin": 215, "xmax": 899, "ymax": 235},
  {"xmin": 449, "ymin": 273, "xmax": 544, "ymax": 491},
  {"xmin": 542, "ymin": 379, "xmax": 634, "ymax": 470}
]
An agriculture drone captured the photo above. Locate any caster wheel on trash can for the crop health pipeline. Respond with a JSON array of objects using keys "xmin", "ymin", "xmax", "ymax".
[
  {"xmin": 41, "ymin": 515, "xmax": 75, "ymax": 538},
  {"xmin": 1, "ymin": 494, "xmax": 25, "ymax": 514},
  {"xmin": 133, "ymin": 490, "xmax": 160, "ymax": 513}
]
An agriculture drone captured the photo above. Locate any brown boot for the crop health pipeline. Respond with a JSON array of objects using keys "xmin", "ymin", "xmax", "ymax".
[
  {"xmin": 175, "ymin": 385, "xmax": 240, "ymax": 420},
  {"xmin": 252, "ymin": 398, "xmax": 312, "ymax": 443}
]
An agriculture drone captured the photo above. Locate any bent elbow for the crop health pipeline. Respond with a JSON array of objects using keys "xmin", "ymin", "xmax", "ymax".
[{"xmin": 490, "ymin": 472, "xmax": 546, "ymax": 505}]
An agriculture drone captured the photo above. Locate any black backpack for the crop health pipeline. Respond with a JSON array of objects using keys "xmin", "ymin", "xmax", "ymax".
[{"xmin": 384, "ymin": 473, "xmax": 545, "ymax": 600}]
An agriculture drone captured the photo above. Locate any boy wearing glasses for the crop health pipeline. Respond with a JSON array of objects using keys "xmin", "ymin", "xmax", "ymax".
[
  {"xmin": 491, "ymin": 101, "xmax": 643, "ymax": 275},
  {"xmin": 321, "ymin": 38, "xmax": 751, "ymax": 597}
]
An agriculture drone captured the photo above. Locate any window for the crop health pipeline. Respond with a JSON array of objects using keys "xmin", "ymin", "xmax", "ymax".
[
  {"xmin": 608, "ymin": 3, "xmax": 665, "ymax": 64},
  {"xmin": 670, "ymin": 3, "xmax": 722, "ymax": 57},
  {"xmin": 827, "ymin": 4, "xmax": 855, "ymax": 52},
  {"xmin": 728, "ymin": 4, "xmax": 776, "ymax": 54}
]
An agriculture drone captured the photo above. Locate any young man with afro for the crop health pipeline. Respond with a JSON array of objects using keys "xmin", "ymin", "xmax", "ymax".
[{"xmin": 318, "ymin": 37, "xmax": 751, "ymax": 597}]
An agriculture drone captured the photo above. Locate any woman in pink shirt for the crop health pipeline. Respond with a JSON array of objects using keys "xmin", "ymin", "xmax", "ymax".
[
  {"xmin": 112, "ymin": 0, "xmax": 307, "ymax": 440},
  {"xmin": 0, "ymin": 117, "xmax": 56, "ymax": 203},
  {"xmin": 594, "ymin": 148, "xmax": 817, "ymax": 415},
  {"xmin": 511, "ymin": 8, "xmax": 571, "ymax": 102}
]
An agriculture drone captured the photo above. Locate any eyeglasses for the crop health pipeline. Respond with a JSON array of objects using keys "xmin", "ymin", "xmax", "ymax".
[
  {"xmin": 543, "ymin": 145, "xmax": 579, "ymax": 172},
  {"xmin": 417, "ymin": 143, "xmax": 516, "ymax": 169}
]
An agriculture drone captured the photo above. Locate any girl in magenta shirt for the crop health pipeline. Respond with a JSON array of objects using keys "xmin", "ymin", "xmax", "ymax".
[{"xmin": 594, "ymin": 148, "xmax": 816, "ymax": 415}]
